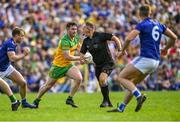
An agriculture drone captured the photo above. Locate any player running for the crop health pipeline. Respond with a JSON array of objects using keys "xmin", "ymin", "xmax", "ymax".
[
  {"xmin": 80, "ymin": 22, "xmax": 122, "ymax": 107},
  {"xmin": 33, "ymin": 22, "xmax": 85, "ymax": 108},
  {"xmin": 108, "ymin": 5, "xmax": 177, "ymax": 112},
  {"xmin": 0, "ymin": 27, "xmax": 36, "ymax": 110},
  {"xmin": 0, "ymin": 77, "xmax": 20, "ymax": 111}
]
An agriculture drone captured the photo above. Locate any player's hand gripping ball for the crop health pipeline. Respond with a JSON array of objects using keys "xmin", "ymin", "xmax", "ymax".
[
  {"xmin": 84, "ymin": 52, "xmax": 93, "ymax": 64},
  {"xmin": 23, "ymin": 47, "xmax": 30, "ymax": 56}
]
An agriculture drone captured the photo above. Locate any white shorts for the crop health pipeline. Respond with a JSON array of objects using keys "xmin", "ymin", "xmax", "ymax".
[
  {"xmin": 0, "ymin": 65, "xmax": 15, "ymax": 79},
  {"xmin": 131, "ymin": 56, "xmax": 160, "ymax": 75}
]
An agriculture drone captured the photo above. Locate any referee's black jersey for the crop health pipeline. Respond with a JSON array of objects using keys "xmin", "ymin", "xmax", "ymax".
[{"xmin": 80, "ymin": 32, "xmax": 114, "ymax": 66}]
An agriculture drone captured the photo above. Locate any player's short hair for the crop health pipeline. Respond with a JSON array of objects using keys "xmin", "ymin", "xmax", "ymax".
[
  {"xmin": 12, "ymin": 27, "xmax": 25, "ymax": 37},
  {"xmin": 66, "ymin": 22, "xmax": 77, "ymax": 30},
  {"xmin": 85, "ymin": 22, "xmax": 95, "ymax": 29},
  {"xmin": 139, "ymin": 5, "xmax": 151, "ymax": 17}
]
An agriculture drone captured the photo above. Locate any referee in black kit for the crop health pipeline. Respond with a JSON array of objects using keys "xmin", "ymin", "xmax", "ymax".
[{"xmin": 80, "ymin": 22, "xmax": 122, "ymax": 107}]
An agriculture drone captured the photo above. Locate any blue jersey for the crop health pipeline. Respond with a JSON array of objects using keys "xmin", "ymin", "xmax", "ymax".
[
  {"xmin": 0, "ymin": 38, "xmax": 17, "ymax": 71},
  {"xmin": 135, "ymin": 17, "xmax": 166, "ymax": 60}
]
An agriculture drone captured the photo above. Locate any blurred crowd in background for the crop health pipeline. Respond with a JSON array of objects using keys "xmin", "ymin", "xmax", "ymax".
[{"xmin": 0, "ymin": 0, "xmax": 179, "ymax": 93}]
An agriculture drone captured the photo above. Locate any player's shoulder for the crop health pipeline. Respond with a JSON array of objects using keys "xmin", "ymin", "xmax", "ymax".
[
  {"xmin": 74, "ymin": 34, "xmax": 81, "ymax": 43},
  {"xmin": 83, "ymin": 37, "xmax": 89, "ymax": 44},
  {"xmin": 141, "ymin": 18, "xmax": 162, "ymax": 26},
  {"xmin": 83, "ymin": 35, "xmax": 90, "ymax": 42},
  {"xmin": 62, "ymin": 34, "xmax": 71, "ymax": 42},
  {"xmin": 61, "ymin": 34, "xmax": 69, "ymax": 41},
  {"xmin": 94, "ymin": 31, "xmax": 106, "ymax": 36},
  {"xmin": 59, "ymin": 34, "xmax": 69, "ymax": 44},
  {"xmin": 138, "ymin": 18, "xmax": 149, "ymax": 27},
  {"xmin": 3, "ymin": 38, "xmax": 14, "ymax": 46},
  {"xmin": 137, "ymin": 18, "xmax": 155, "ymax": 29}
]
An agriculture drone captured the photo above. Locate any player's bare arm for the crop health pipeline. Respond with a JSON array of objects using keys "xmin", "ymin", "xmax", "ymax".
[
  {"xmin": 163, "ymin": 28, "xmax": 177, "ymax": 51},
  {"xmin": 121, "ymin": 30, "xmax": 140, "ymax": 53},
  {"xmin": 79, "ymin": 53, "xmax": 85, "ymax": 64},
  {"xmin": 63, "ymin": 50, "xmax": 81, "ymax": 61},
  {"xmin": 7, "ymin": 47, "xmax": 30, "ymax": 62},
  {"xmin": 111, "ymin": 35, "xmax": 122, "ymax": 51}
]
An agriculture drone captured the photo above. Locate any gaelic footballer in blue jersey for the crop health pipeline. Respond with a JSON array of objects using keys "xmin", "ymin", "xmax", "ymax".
[
  {"xmin": 108, "ymin": 5, "xmax": 177, "ymax": 113},
  {"xmin": 0, "ymin": 27, "xmax": 36, "ymax": 110}
]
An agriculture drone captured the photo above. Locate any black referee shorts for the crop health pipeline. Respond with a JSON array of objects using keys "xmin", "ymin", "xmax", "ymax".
[{"xmin": 95, "ymin": 62, "xmax": 115, "ymax": 81}]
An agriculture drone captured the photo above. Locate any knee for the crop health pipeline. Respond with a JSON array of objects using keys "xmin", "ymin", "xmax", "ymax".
[
  {"xmin": 78, "ymin": 77, "xmax": 83, "ymax": 84},
  {"xmin": 76, "ymin": 76, "xmax": 83, "ymax": 84},
  {"xmin": 99, "ymin": 78, "xmax": 107, "ymax": 86},
  {"xmin": 99, "ymin": 76, "xmax": 106, "ymax": 83},
  {"xmin": 19, "ymin": 80, "xmax": 27, "ymax": 87}
]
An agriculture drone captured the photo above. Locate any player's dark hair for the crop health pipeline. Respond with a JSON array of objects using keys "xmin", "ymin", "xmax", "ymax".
[
  {"xmin": 85, "ymin": 22, "xmax": 95, "ymax": 29},
  {"xmin": 12, "ymin": 27, "xmax": 24, "ymax": 37},
  {"xmin": 139, "ymin": 5, "xmax": 151, "ymax": 17},
  {"xmin": 66, "ymin": 22, "xmax": 77, "ymax": 30}
]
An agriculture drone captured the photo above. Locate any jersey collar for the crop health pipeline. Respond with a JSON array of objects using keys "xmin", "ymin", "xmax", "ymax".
[{"xmin": 144, "ymin": 17, "xmax": 151, "ymax": 21}]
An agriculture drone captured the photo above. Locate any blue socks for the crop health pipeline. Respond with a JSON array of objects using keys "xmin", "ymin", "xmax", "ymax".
[
  {"xmin": 118, "ymin": 103, "xmax": 126, "ymax": 112},
  {"xmin": 21, "ymin": 98, "xmax": 27, "ymax": 104},
  {"xmin": 132, "ymin": 89, "xmax": 141, "ymax": 98},
  {"xmin": 117, "ymin": 89, "xmax": 141, "ymax": 112}
]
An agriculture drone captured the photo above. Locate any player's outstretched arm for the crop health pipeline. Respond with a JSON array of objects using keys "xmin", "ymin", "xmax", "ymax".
[
  {"xmin": 121, "ymin": 29, "xmax": 140, "ymax": 53},
  {"xmin": 163, "ymin": 28, "xmax": 177, "ymax": 51}
]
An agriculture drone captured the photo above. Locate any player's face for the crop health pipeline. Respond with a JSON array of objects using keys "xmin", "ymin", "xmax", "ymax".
[
  {"xmin": 68, "ymin": 25, "xmax": 77, "ymax": 37},
  {"xmin": 83, "ymin": 26, "xmax": 93, "ymax": 37},
  {"xmin": 16, "ymin": 31, "xmax": 25, "ymax": 43}
]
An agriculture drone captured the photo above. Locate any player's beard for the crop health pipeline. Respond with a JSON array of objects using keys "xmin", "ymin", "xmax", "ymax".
[
  {"xmin": 71, "ymin": 32, "xmax": 76, "ymax": 37},
  {"xmin": 69, "ymin": 33, "xmax": 75, "ymax": 39}
]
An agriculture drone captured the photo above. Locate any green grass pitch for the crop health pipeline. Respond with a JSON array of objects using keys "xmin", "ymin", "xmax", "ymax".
[{"xmin": 0, "ymin": 91, "xmax": 180, "ymax": 121}]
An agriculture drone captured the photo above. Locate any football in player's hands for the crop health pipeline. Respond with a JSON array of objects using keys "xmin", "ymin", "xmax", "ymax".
[
  {"xmin": 84, "ymin": 52, "xmax": 93, "ymax": 64},
  {"xmin": 23, "ymin": 47, "xmax": 30, "ymax": 56}
]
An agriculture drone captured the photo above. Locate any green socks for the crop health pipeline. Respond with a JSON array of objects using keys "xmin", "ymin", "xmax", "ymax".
[
  {"xmin": 9, "ymin": 95, "xmax": 17, "ymax": 103},
  {"xmin": 67, "ymin": 96, "xmax": 72, "ymax": 100}
]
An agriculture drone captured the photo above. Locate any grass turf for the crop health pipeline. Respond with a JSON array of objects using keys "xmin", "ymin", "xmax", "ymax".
[{"xmin": 0, "ymin": 91, "xmax": 180, "ymax": 121}]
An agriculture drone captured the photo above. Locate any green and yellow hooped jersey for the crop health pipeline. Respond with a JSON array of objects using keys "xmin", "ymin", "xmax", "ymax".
[{"xmin": 53, "ymin": 34, "xmax": 80, "ymax": 67}]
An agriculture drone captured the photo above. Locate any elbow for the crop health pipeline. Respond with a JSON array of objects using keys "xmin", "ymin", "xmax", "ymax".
[
  {"xmin": 172, "ymin": 35, "xmax": 177, "ymax": 45},
  {"xmin": 112, "ymin": 36, "xmax": 117, "ymax": 42},
  {"xmin": 174, "ymin": 35, "xmax": 178, "ymax": 42},
  {"xmin": 63, "ymin": 53, "xmax": 71, "ymax": 60}
]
